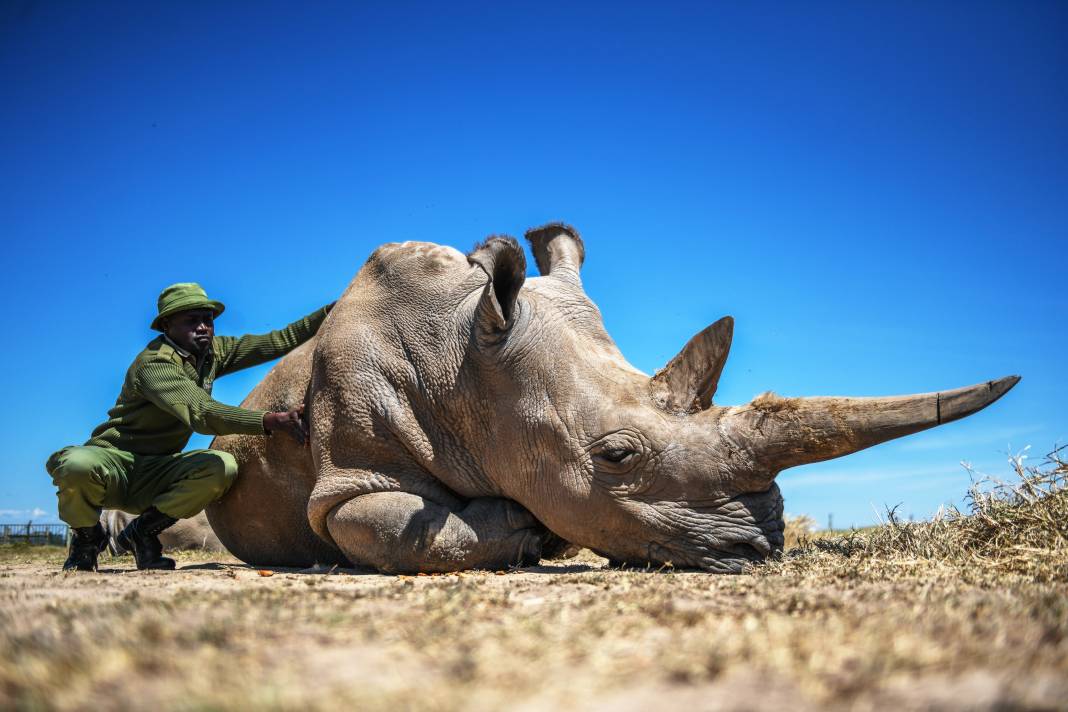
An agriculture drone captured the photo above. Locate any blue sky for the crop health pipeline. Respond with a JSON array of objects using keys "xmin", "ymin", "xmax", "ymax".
[{"xmin": 2, "ymin": 2, "xmax": 1065, "ymax": 529}]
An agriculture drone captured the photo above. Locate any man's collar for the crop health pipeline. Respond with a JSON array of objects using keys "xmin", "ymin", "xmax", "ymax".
[
  {"xmin": 162, "ymin": 334, "xmax": 214, "ymax": 363},
  {"xmin": 161, "ymin": 334, "xmax": 192, "ymax": 359}
]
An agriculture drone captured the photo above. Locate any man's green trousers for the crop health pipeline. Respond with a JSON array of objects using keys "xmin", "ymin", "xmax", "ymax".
[{"xmin": 46, "ymin": 446, "xmax": 238, "ymax": 528}]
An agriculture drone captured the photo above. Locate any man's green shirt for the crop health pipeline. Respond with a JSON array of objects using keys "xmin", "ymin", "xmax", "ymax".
[{"xmin": 85, "ymin": 306, "xmax": 330, "ymax": 455}]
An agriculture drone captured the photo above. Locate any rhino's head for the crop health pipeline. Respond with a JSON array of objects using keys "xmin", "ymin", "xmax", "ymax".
[{"xmin": 462, "ymin": 224, "xmax": 1018, "ymax": 573}]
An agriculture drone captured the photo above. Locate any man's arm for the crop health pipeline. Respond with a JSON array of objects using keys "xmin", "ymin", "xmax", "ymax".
[
  {"xmin": 214, "ymin": 304, "xmax": 332, "ymax": 377},
  {"xmin": 135, "ymin": 358, "xmax": 268, "ymax": 436}
]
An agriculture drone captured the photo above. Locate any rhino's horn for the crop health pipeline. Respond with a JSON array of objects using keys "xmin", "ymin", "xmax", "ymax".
[
  {"xmin": 652, "ymin": 316, "xmax": 734, "ymax": 413},
  {"xmin": 525, "ymin": 222, "xmax": 584, "ymax": 284},
  {"xmin": 730, "ymin": 376, "xmax": 1020, "ymax": 474}
]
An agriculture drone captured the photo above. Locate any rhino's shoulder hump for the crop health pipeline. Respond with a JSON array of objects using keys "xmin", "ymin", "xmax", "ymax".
[
  {"xmin": 355, "ymin": 241, "xmax": 473, "ymax": 299},
  {"xmin": 366, "ymin": 241, "xmax": 467, "ymax": 275}
]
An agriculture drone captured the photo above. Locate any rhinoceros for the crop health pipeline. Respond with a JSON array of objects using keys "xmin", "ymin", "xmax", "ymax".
[{"xmin": 207, "ymin": 223, "xmax": 1018, "ymax": 573}]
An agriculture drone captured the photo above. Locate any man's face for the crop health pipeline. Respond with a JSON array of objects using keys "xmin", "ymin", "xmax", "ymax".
[{"xmin": 163, "ymin": 308, "xmax": 215, "ymax": 356}]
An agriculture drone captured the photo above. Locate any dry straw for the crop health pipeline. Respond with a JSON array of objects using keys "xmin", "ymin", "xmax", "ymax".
[{"xmin": 764, "ymin": 445, "xmax": 1068, "ymax": 583}]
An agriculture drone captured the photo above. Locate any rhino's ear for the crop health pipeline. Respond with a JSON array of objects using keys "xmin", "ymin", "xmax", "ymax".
[
  {"xmin": 525, "ymin": 222, "xmax": 584, "ymax": 285},
  {"xmin": 468, "ymin": 236, "xmax": 527, "ymax": 334},
  {"xmin": 652, "ymin": 316, "xmax": 733, "ymax": 413}
]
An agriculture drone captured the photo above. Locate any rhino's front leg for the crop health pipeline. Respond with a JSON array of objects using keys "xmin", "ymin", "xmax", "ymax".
[{"xmin": 326, "ymin": 492, "xmax": 547, "ymax": 574}]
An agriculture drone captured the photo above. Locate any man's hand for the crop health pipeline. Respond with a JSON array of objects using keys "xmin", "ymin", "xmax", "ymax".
[{"xmin": 263, "ymin": 404, "xmax": 309, "ymax": 446}]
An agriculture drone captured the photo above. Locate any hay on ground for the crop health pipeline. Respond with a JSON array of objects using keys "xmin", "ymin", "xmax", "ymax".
[{"xmin": 764, "ymin": 445, "xmax": 1068, "ymax": 583}]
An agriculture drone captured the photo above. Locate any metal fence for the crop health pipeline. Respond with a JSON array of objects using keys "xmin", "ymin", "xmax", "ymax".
[{"xmin": 0, "ymin": 523, "xmax": 69, "ymax": 546}]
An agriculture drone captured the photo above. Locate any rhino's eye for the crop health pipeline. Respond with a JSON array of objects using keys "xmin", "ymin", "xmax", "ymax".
[
  {"xmin": 589, "ymin": 431, "xmax": 646, "ymax": 474},
  {"xmin": 599, "ymin": 448, "xmax": 635, "ymax": 464},
  {"xmin": 591, "ymin": 445, "xmax": 642, "ymax": 473}
]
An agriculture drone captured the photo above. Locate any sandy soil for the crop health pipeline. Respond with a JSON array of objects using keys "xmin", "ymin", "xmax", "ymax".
[{"xmin": 2, "ymin": 545, "xmax": 1066, "ymax": 712}]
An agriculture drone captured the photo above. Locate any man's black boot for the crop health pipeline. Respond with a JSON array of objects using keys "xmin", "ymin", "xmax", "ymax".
[
  {"xmin": 63, "ymin": 523, "xmax": 107, "ymax": 572},
  {"xmin": 116, "ymin": 507, "xmax": 179, "ymax": 570}
]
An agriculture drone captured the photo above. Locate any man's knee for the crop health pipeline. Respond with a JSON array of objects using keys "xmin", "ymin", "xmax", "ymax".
[
  {"xmin": 46, "ymin": 447, "xmax": 105, "ymax": 489},
  {"xmin": 192, "ymin": 450, "xmax": 239, "ymax": 497}
]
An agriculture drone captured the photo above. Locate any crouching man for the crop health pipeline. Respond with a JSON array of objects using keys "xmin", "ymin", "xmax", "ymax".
[{"xmin": 46, "ymin": 283, "xmax": 331, "ymax": 571}]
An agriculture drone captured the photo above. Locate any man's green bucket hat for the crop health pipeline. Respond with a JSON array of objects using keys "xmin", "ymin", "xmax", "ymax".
[{"xmin": 150, "ymin": 282, "xmax": 226, "ymax": 331}]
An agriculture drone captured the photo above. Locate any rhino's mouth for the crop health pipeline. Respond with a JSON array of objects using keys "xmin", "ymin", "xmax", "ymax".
[
  {"xmin": 601, "ymin": 538, "xmax": 779, "ymax": 574},
  {"xmin": 656, "ymin": 524, "xmax": 783, "ymax": 574},
  {"xmin": 719, "ymin": 540, "xmax": 772, "ymax": 562},
  {"xmin": 693, "ymin": 539, "xmax": 782, "ymax": 573},
  {"xmin": 600, "ymin": 485, "xmax": 786, "ymax": 574}
]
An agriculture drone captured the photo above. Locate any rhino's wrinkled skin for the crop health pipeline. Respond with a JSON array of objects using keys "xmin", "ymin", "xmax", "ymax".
[{"xmin": 208, "ymin": 224, "xmax": 1018, "ymax": 573}]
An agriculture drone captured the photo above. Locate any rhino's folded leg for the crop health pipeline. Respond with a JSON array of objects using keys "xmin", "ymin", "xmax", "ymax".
[{"xmin": 326, "ymin": 491, "xmax": 548, "ymax": 574}]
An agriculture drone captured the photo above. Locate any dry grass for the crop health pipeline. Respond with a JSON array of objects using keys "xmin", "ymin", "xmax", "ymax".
[
  {"xmin": 782, "ymin": 513, "xmax": 818, "ymax": 549},
  {"xmin": 2, "ymin": 449, "xmax": 1066, "ymax": 711},
  {"xmin": 765, "ymin": 445, "xmax": 1068, "ymax": 584}
]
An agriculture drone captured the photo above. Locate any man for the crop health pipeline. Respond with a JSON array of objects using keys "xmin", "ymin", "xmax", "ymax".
[{"xmin": 46, "ymin": 282, "xmax": 332, "ymax": 572}]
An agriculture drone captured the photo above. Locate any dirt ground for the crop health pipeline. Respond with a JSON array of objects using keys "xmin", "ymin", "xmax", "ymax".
[{"xmin": 2, "ymin": 543, "xmax": 1066, "ymax": 712}]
